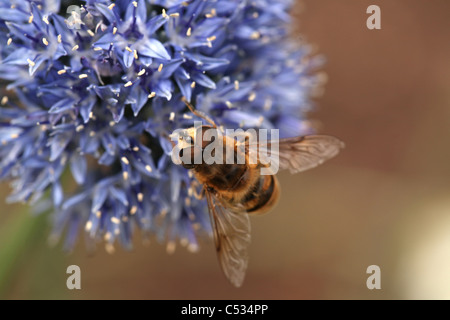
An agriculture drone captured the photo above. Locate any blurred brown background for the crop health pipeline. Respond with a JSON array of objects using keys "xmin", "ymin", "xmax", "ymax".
[{"xmin": 2, "ymin": 0, "xmax": 450, "ymax": 299}]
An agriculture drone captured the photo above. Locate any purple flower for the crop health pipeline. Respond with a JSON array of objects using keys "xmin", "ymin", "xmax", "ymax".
[{"xmin": 0, "ymin": 0, "xmax": 323, "ymax": 252}]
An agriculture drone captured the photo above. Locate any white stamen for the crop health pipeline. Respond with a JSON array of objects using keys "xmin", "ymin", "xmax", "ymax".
[
  {"xmin": 85, "ymin": 221, "xmax": 93, "ymax": 231},
  {"xmin": 87, "ymin": 30, "xmax": 95, "ymax": 37},
  {"xmin": 1, "ymin": 96, "xmax": 8, "ymax": 105},
  {"xmin": 186, "ymin": 27, "xmax": 192, "ymax": 37},
  {"xmin": 7, "ymin": 38, "xmax": 12, "ymax": 46},
  {"xmin": 108, "ymin": 3, "xmax": 115, "ymax": 10},
  {"xmin": 105, "ymin": 243, "xmax": 115, "ymax": 254},
  {"xmin": 137, "ymin": 193, "xmax": 144, "ymax": 202},
  {"xmin": 130, "ymin": 206, "xmax": 138, "ymax": 215},
  {"xmin": 145, "ymin": 165, "xmax": 152, "ymax": 172},
  {"xmin": 124, "ymin": 81, "xmax": 133, "ymax": 87},
  {"xmin": 148, "ymin": 92, "xmax": 156, "ymax": 98},
  {"xmin": 121, "ymin": 157, "xmax": 129, "ymax": 165},
  {"xmin": 169, "ymin": 112, "xmax": 175, "ymax": 121},
  {"xmin": 79, "ymin": 74, "xmax": 88, "ymax": 79},
  {"xmin": 166, "ymin": 241, "xmax": 176, "ymax": 254},
  {"xmin": 234, "ymin": 80, "xmax": 239, "ymax": 90},
  {"xmin": 111, "ymin": 217, "xmax": 120, "ymax": 224},
  {"xmin": 138, "ymin": 69, "xmax": 146, "ymax": 76},
  {"xmin": 27, "ymin": 59, "xmax": 35, "ymax": 67},
  {"xmin": 76, "ymin": 125, "xmax": 84, "ymax": 132},
  {"xmin": 72, "ymin": 44, "xmax": 79, "ymax": 51},
  {"xmin": 42, "ymin": 38, "xmax": 49, "ymax": 46},
  {"xmin": 113, "ymin": 27, "xmax": 118, "ymax": 35},
  {"xmin": 158, "ymin": 64, "xmax": 163, "ymax": 72}
]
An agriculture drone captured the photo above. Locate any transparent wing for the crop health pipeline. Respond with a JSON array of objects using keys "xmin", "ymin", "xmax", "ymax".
[
  {"xmin": 249, "ymin": 135, "xmax": 344, "ymax": 174},
  {"xmin": 205, "ymin": 188, "xmax": 251, "ymax": 287}
]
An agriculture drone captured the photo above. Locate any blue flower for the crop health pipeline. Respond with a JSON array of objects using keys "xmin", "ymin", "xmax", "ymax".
[{"xmin": 0, "ymin": 0, "xmax": 322, "ymax": 252}]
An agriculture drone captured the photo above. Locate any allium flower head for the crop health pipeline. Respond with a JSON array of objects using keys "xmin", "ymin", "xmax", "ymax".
[{"xmin": 0, "ymin": 0, "xmax": 323, "ymax": 252}]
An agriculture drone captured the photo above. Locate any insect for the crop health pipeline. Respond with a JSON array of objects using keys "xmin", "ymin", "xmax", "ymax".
[{"xmin": 171, "ymin": 97, "xmax": 344, "ymax": 287}]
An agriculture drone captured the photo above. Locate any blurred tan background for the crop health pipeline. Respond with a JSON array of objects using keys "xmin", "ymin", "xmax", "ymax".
[{"xmin": 2, "ymin": 0, "xmax": 450, "ymax": 299}]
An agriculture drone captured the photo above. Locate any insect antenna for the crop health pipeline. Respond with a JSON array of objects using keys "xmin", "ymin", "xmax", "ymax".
[{"xmin": 181, "ymin": 96, "xmax": 218, "ymax": 129}]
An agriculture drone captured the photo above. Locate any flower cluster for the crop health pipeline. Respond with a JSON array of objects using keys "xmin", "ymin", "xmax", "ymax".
[{"xmin": 0, "ymin": 0, "xmax": 323, "ymax": 252}]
